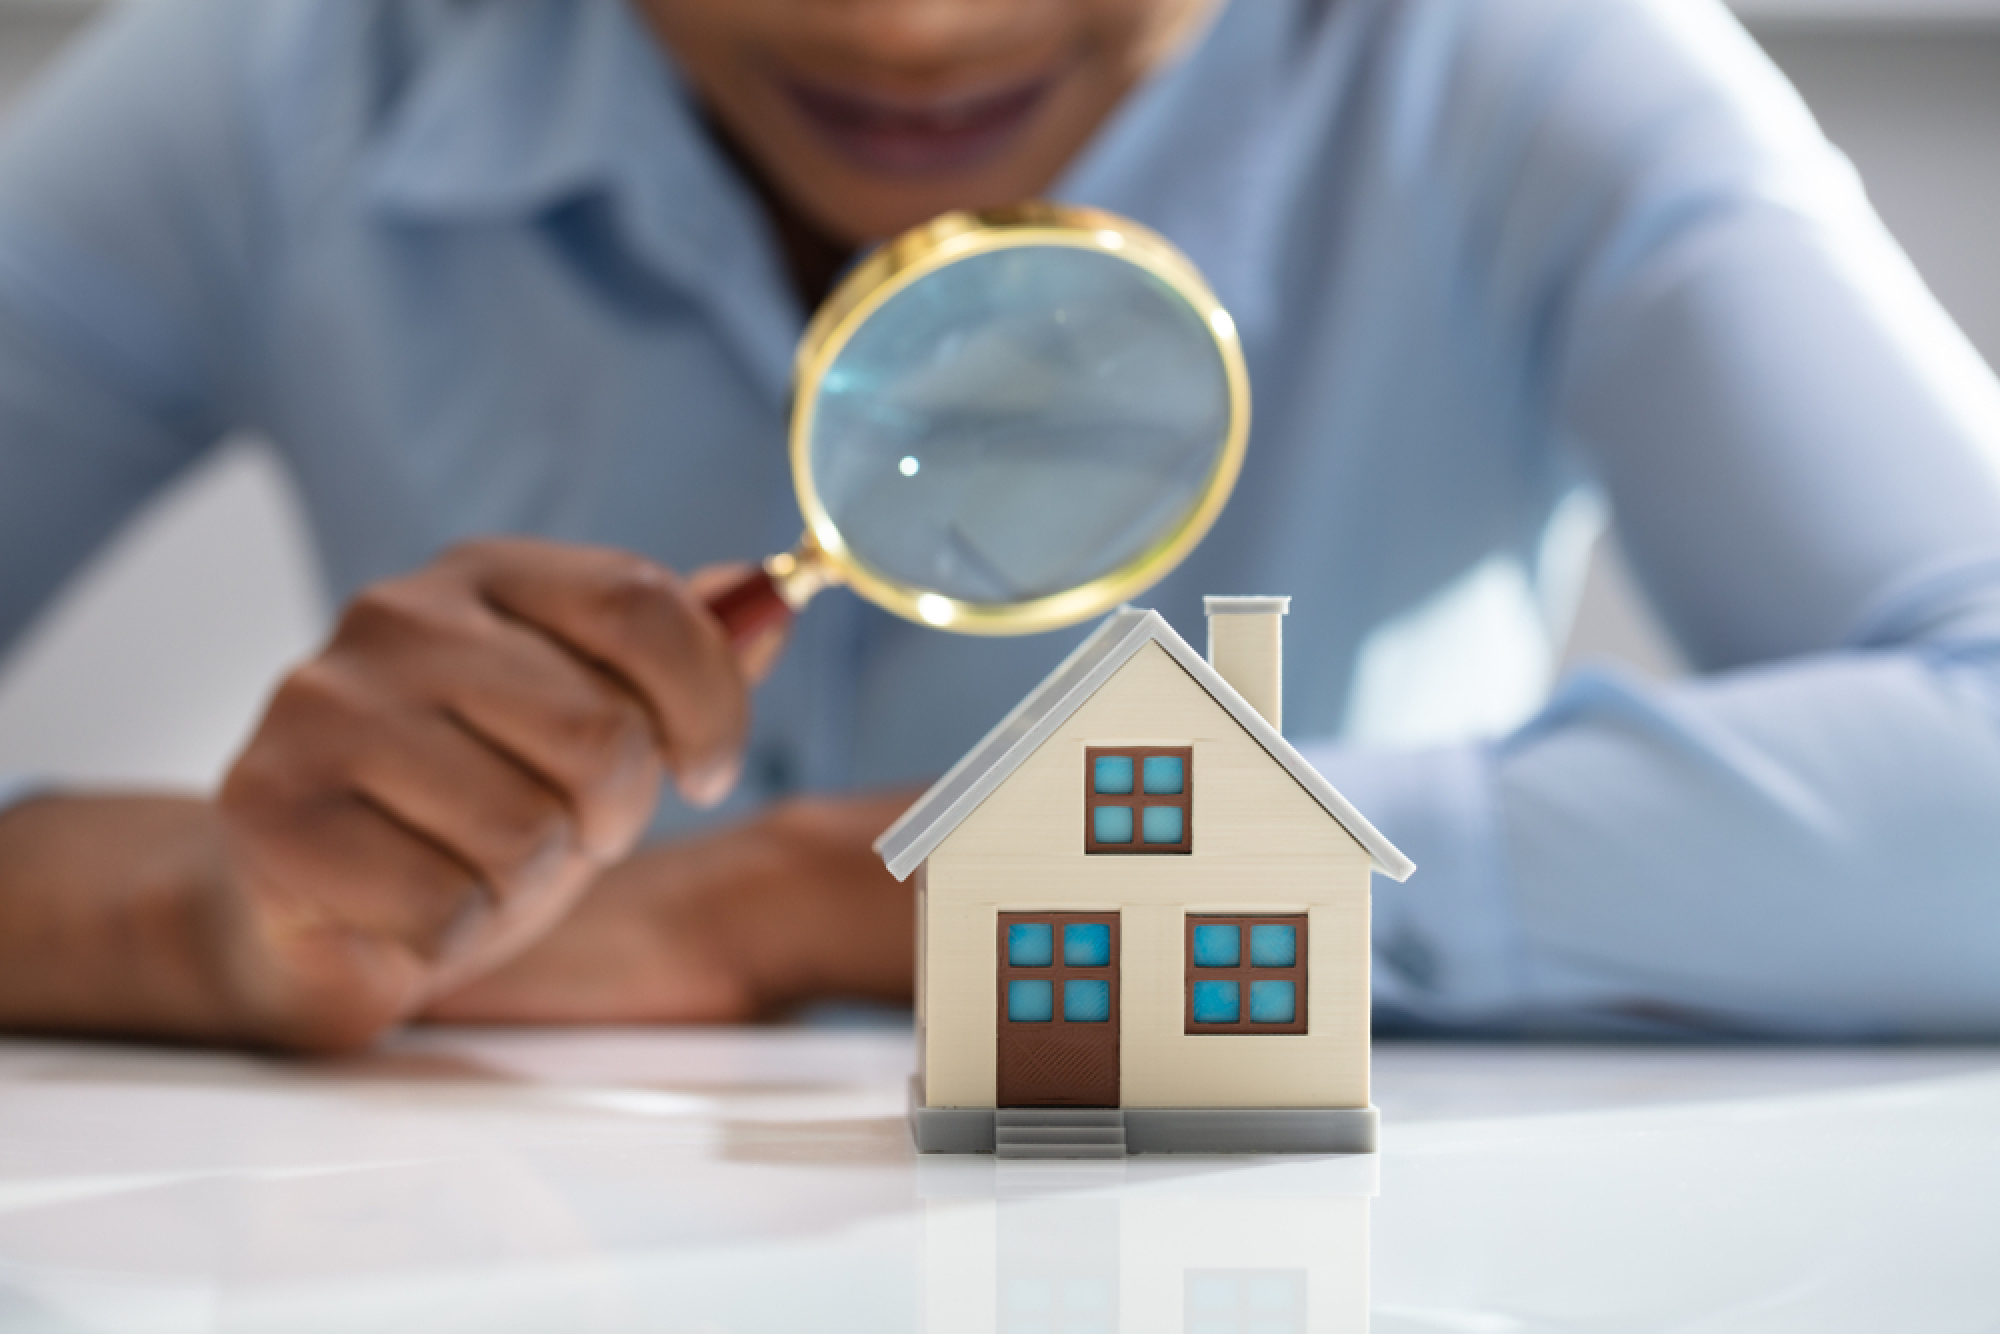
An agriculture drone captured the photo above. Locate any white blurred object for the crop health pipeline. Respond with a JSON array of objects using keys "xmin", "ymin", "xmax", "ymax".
[{"xmin": 0, "ymin": 442, "xmax": 325, "ymax": 790}]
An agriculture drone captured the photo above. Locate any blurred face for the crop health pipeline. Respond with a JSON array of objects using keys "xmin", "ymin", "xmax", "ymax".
[{"xmin": 634, "ymin": 0, "xmax": 1222, "ymax": 245}]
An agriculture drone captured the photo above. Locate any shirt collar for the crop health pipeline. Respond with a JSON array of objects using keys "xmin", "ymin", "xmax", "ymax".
[
  {"xmin": 366, "ymin": 0, "xmax": 802, "ymax": 401},
  {"xmin": 360, "ymin": 0, "xmax": 1299, "ymax": 400}
]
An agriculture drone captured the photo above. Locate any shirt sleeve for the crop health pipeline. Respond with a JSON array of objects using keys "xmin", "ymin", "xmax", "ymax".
[
  {"xmin": 0, "ymin": 0, "xmax": 262, "ymax": 812},
  {"xmin": 0, "ymin": 0, "xmax": 261, "ymax": 654},
  {"xmin": 1324, "ymin": 0, "xmax": 2000, "ymax": 1038}
]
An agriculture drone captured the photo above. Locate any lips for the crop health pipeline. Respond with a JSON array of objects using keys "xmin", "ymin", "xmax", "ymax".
[{"xmin": 779, "ymin": 72, "xmax": 1055, "ymax": 176}]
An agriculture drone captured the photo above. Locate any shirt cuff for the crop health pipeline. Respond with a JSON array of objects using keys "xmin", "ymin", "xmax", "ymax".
[{"xmin": 1296, "ymin": 740, "xmax": 1528, "ymax": 1028}]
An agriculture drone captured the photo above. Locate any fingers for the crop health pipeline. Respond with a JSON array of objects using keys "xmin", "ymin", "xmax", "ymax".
[
  {"xmin": 443, "ymin": 540, "xmax": 751, "ymax": 808},
  {"xmin": 214, "ymin": 537, "xmax": 763, "ymax": 1046},
  {"xmin": 220, "ymin": 770, "xmax": 482, "ymax": 957},
  {"xmin": 330, "ymin": 579, "xmax": 664, "ymax": 859},
  {"xmin": 229, "ymin": 658, "xmax": 587, "ymax": 935}
]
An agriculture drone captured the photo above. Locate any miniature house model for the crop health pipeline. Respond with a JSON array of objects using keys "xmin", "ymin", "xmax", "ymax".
[{"xmin": 876, "ymin": 597, "xmax": 1415, "ymax": 1157}]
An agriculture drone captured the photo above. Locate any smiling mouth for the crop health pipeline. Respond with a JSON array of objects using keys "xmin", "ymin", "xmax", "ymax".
[{"xmin": 779, "ymin": 73, "xmax": 1056, "ymax": 176}]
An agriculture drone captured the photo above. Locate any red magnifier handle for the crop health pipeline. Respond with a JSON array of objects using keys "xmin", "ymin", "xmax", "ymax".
[{"xmin": 705, "ymin": 564, "xmax": 796, "ymax": 652}]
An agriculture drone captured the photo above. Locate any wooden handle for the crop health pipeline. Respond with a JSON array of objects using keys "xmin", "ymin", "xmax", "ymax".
[{"xmin": 705, "ymin": 565, "xmax": 795, "ymax": 651}]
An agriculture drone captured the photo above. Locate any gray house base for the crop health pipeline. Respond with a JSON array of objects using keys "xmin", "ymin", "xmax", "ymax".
[{"xmin": 908, "ymin": 1078, "xmax": 1378, "ymax": 1156}]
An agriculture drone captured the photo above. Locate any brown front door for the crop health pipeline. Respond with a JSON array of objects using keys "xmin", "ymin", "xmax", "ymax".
[{"xmin": 996, "ymin": 912, "xmax": 1120, "ymax": 1107}]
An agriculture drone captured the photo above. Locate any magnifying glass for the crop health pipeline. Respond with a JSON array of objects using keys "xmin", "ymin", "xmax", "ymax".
[{"xmin": 708, "ymin": 202, "xmax": 1250, "ymax": 644}]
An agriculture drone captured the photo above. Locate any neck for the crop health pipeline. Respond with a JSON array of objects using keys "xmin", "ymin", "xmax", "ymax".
[{"xmin": 702, "ymin": 113, "xmax": 855, "ymax": 314}]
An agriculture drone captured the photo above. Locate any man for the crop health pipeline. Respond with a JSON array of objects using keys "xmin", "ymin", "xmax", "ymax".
[{"xmin": 3, "ymin": 0, "xmax": 1998, "ymax": 1048}]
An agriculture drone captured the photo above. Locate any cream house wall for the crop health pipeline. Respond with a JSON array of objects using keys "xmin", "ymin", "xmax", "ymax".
[{"xmin": 920, "ymin": 641, "xmax": 1375, "ymax": 1111}]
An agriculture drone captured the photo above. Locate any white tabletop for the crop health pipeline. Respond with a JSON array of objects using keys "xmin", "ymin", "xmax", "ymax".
[{"xmin": 1, "ymin": 1026, "xmax": 1996, "ymax": 1333}]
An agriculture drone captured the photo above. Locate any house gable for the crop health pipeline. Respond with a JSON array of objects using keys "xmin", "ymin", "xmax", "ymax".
[
  {"xmin": 930, "ymin": 640, "xmax": 1374, "ymax": 895},
  {"xmin": 875, "ymin": 609, "xmax": 1413, "ymax": 883}
]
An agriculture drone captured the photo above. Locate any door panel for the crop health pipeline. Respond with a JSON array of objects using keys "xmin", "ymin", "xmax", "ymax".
[{"xmin": 997, "ymin": 912, "xmax": 1120, "ymax": 1107}]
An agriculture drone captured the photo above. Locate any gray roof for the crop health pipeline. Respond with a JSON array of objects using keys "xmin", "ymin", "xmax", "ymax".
[{"xmin": 873, "ymin": 608, "xmax": 1417, "ymax": 884}]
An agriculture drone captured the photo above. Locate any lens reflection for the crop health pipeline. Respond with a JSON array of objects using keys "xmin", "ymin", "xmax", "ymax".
[{"xmin": 808, "ymin": 245, "xmax": 1233, "ymax": 606}]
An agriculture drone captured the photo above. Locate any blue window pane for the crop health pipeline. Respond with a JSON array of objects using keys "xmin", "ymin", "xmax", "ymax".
[
  {"xmin": 1143, "ymin": 755, "xmax": 1185, "ymax": 794},
  {"xmin": 1064, "ymin": 979, "xmax": 1111, "ymax": 1022},
  {"xmin": 1191, "ymin": 923, "xmax": 1240, "ymax": 967},
  {"xmin": 1008, "ymin": 979, "xmax": 1053, "ymax": 1022},
  {"xmin": 1250, "ymin": 980, "xmax": 1296, "ymax": 1024},
  {"xmin": 1142, "ymin": 805, "xmax": 1185, "ymax": 844},
  {"xmin": 1064, "ymin": 923, "xmax": 1112, "ymax": 967},
  {"xmin": 1191, "ymin": 979, "xmax": 1240, "ymax": 1023},
  {"xmin": 1250, "ymin": 923, "xmax": 1297, "ymax": 968},
  {"xmin": 1093, "ymin": 805, "xmax": 1134, "ymax": 844},
  {"xmin": 1007, "ymin": 923, "xmax": 1052, "ymax": 967},
  {"xmin": 1092, "ymin": 756, "xmax": 1134, "ymax": 794}
]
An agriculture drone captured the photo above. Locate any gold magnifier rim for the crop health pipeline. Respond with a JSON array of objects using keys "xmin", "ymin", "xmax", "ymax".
[{"xmin": 786, "ymin": 202, "xmax": 1251, "ymax": 636}]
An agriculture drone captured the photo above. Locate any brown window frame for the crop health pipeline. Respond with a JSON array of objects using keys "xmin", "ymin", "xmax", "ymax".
[
  {"xmin": 1084, "ymin": 746, "xmax": 1193, "ymax": 854},
  {"xmin": 1184, "ymin": 914, "xmax": 1308, "ymax": 1035},
  {"xmin": 997, "ymin": 912, "xmax": 1122, "ymax": 1031}
]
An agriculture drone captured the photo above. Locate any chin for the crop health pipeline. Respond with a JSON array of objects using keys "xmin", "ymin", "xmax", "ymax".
[
  {"xmin": 817, "ymin": 185, "xmax": 1027, "ymax": 246},
  {"xmin": 773, "ymin": 146, "xmax": 1068, "ymax": 245}
]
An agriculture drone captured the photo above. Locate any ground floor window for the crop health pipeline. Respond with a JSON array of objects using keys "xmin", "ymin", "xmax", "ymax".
[{"xmin": 1185, "ymin": 914, "xmax": 1307, "ymax": 1035}]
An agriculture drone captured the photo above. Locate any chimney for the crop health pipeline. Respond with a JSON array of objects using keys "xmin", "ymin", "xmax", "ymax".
[{"xmin": 1205, "ymin": 596, "xmax": 1289, "ymax": 732}]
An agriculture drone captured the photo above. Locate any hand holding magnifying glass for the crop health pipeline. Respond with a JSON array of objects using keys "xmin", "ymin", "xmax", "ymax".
[{"xmin": 707, "ymin": 203, "xmax": 1251, "ymax": 645}]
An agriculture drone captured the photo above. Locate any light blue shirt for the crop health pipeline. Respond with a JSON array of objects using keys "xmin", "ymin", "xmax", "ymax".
[{"xmin": 5, "ymin": 0, "xmax": 2000, "ymax": 1038}]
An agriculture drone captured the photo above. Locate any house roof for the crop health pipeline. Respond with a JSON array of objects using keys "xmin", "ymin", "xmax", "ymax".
[{"xmin": 873, "ymin": 608, "xmax": 1417, "ymax": 883}]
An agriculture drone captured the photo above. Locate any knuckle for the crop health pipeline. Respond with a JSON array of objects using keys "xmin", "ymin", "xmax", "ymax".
[
  {"xmin": 438, "ymin": 536, "xmax": 507, "ymax": 571},
  {"xmin": 258, "ymin": 661, "xmax": 360, "ymax": 738},
  {"xmin": 473, "ymin": 792, "xmax": 575, "ymax": 893},
  {"xmin": 557, "ymin": 692, "xmax": 658, "ymax": 774},
  {"xmin": 586, "ymin": 558, "xmax": 679, "ymax": 644},
  {"xmin": 335, "ymin": 580, "xmax": 434, "ymax": 647},
  {"xmin": 215, "ymin": 760, "xmax": 277, "ymax": 833},
  {"xmin": 333, "ymin": 578, "xmax": 493, "ymax": 673}
]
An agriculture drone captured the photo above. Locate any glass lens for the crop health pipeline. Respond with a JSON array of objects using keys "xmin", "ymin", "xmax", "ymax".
[{"xmin": 807, "ymin": 244, "xmax": 1232, "ymax": 605}]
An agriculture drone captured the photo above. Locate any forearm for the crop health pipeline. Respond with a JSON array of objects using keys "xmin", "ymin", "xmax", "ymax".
[
  {"xmin": 0, "ymin": 794, "xmax": 243, "ymax": 1042},
  {"xmin": 422, "ymin": 788, "xmax": 921, "ymax": 1026},
  {"xmin": 1318, "ymin": 635, "xmax": 2000, "ymax": 1039}
]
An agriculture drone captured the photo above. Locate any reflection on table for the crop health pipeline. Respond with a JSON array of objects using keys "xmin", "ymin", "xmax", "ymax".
[
  {"xmin": 3, "ymin": 1028, "xmax": 1999, "ymax": 1331},
  {"xmin": 917, "ymin": 1154, "xmax": 1373, "ymax": 1334}
]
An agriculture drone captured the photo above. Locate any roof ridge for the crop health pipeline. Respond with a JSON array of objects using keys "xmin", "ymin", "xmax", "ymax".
[{"xmin": 873, "ymin": 608, "xmax": 1414, "ymax": 883}]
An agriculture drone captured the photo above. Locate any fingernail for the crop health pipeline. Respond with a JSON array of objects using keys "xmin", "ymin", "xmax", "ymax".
[{"xmin": 680, "ymin": 757, "xmax": 740, "ymax": 810}]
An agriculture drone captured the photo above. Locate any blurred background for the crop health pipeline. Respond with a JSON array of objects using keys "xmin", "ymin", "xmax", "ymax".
[{"xmin": 1, "ymin": 0, "xmax": 1997, "ymax": 791}]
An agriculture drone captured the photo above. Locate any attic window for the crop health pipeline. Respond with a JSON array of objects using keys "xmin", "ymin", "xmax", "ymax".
[{"xmin": 1085, "ymin": 746, "xmax": 1192, "ymax": 854}]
